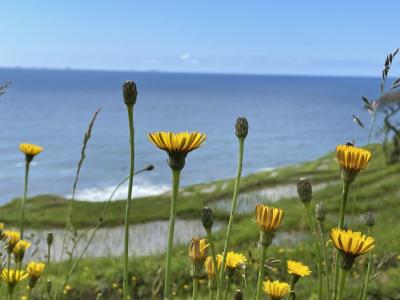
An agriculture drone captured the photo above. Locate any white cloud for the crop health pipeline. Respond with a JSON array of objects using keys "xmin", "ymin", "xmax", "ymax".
[{"xmin": 180, "ymin": 53, "xmax": 199, "ymax": 64}]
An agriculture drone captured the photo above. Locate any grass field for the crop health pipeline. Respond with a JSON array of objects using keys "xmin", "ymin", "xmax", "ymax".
[{"xmin": 3, "ymin": 144, "xmax": 400, "ymax": 299}]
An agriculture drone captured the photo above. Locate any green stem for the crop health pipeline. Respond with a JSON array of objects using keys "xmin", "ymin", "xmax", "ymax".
[
  {"xmin": 361, "ymin": 228, "xmax": 373, "ymax": 300},
  {"xmin": 192, "ymin": 278, "xmax": 199, "ymax": 300},
  {"xmin": 123, "ymin": 105, "xmax": 135, "ymax": 300},
  {"xmin": 219, "ymin": 138, "xmax": 244, "ymax": 281},
  {"xmin": 209, "ymin": 288, "xmax": 215, "ymax": 300},
  {"xmin": 304, "ymin": 203, "xmax": 323, "ymax": 300},
  {"xmin": 255, "ymin": 239, "xmax": 267, "ymax": 300},
  {"xmin": 317, "ymin": 220, "xmax": 330, "ymax": 300},
  {"xmin": 206, "ymin": 229, "xmax": 222, "ymax": 300},
  {"xmin": 367, "ymin": 113, "xmax": 376, "ymax": 145},
  {"xmin": 20, "ymin": 161, "xmax": 30, "ymax": 239},
  {"xmin": 223, "ymin": 276, "xmax": 231, "ymax": 300},
  {"xmin": 164, "ymin": 169, "xmax": 181, "ymax": 300},
  {"xmin": 288, "ymin": 275, "xmax": 297, "ymax": 300},
  {"xmin": 336, "ymin": 269, "xmax": 348, "ymax": 300},
  {"xmin": 333, "ymin": 181, "xmax": 351, "ymax": 300}
]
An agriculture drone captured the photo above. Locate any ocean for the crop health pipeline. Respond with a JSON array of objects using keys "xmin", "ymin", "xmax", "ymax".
[{"xmin": 0, "ymin": 69, "xmax": 380, "ymax": 204}]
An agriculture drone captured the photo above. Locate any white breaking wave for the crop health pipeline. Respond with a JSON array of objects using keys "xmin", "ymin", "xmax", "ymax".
[{"xmin": 67, "ymin": 179, "xmax": 170, "ymax": 202}]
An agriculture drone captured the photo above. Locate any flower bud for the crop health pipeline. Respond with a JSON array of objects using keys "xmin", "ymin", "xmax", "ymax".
[
  {"xmin": 297, "ymin": 178, "xmax": 312, "ymax": 203},
  {"xmin": 122, "ymin": 80, "xmax": 137, "ymax": 106},
  {"xmin": 145, "ymin": 164, "xmax": 154, "ymax": 171},
  {"xmin": 47, "ymin": 232, "xmax": 53, "ymax": 247},
  {"xmin": 234, "ymin": 290, "xmax": 244, "ymax": 300},
  {"xmin": 235, "ymin": 117, "xmax": 249, "ymax": 139},
  {"xmin": 363, "ymin": 211, "xmax": 375, "ymax": 227},
  {"xmin": 315, "ymin": 202, "xmax": 326, "ymax": 222},
  {"xmin": 201, "ymin": 207, "xmax": 214, "ymax": 230}
]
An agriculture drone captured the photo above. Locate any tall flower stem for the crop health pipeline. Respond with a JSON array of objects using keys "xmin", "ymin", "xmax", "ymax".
[
  {"xmin": 223, "ymin": 276, "xmax": 231, "ymax": 300},
  {"xmin": 205, "ymin": 229, "xmax": 222, "ymax": 300},
  {"xmin": 219, "ymin": 138, "xmax": 244, "ymax": 280},
  {"xmin": 304, "ymin": 203, "xmax": 323, "ymax": 300},
  {"xmin": 192, "ymin": 278, "xmax": 199, "ymax": 300},
  {"xmin": 336, "ymin": 269, "xmax": 348, "ymax": 300},
  {"xmin": 333, "ymin": 180, "xmax": 351, "ymax": 300},
  {"xmin": 255, "ymin": 235, "xmax": 267, "ymax": 300},
  {"xmin": 317, "ymin": 219, "xmax": 330, "ymax": 300},
  {"xmin": 288, "ymin": 275, "xmax": 297, "ymax": 300},
  {"xmin": 123, "ymin": 105, "xmax": 135, "ymax": 300},
  {"xmin": 20, "ymin": 161, "xmax": 30, "ymax": 239},
  {"xmin": 209, "ymin": 288, "xmax": 215, "ymax": 300},
  {"xmin": 164, "ymin": 169, "xmax": 181, "ymax": 300},
  {"xmin": 361, "ymin": 227, "xmax": 373, "ymax": 300}
]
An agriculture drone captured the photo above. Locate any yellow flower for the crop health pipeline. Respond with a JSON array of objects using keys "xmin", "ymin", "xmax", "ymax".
[
  {"xmin": 263, "ymin": 280, "xmax": 291, "ymax": 300},
  {"xmin": 13, "ymin": 240, "xmax": 31, "ymax": 262},
  {"xmin": 218, "ymin": 251, "xmax": 247, "ymax": 269},
  {"xmin": 330, "ymin": 228, "xmax": 375, "ymax": 256},
  {"xmin": 0, "ymin": 223, "xmax": 4, "ymax": 230},
  {"xmin": 19, "ymin": 143, "xmax": 43, "ymax": 159},
  {"xmin": 148, "ymin": 131, "xmax": 206, "ymax": 170},
  {"xmin": 255, "ymin": 204, "xmax": 283, "ymax": 233},
  {"xmin": 336, "ymin": 144, "xmax": 371, "ymax": 174},
  {"xmin": 1, "ymin": 269, "xmax": 29, "ymax": 291},
  {"xmin": 330, "ymin": 228, "xmax": 375, "ymax": 269},
  {"xmin": 21, "ymin": 296, "xmax": 28, "ymax": 300},
  {"xmin": 287, "ymin": 260, "xmax": 311, "ymax": 277},
  {"xmin": 204, "ymin": 255, "xmax": 222, "ymax": 277},
  {"xmin": 3, "ymin": 230, "xmax": 21, "ymax": 252},
  {"xmin": 63, "ymin": 284, "xmax": 72, "ymax": 294},
  {"xmin": 188, "ymin": 237, "xmax": 209, "ymax": 263},
  {"xmin": 27, "ymin": 261, "xmax": 45, "ymax": 280}
]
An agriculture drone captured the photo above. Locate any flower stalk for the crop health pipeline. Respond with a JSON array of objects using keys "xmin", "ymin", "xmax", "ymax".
[
  {"xmin": 255, "ymin": 234, "xmax": 268, "ymax": 300},
  {"xmin": 164, "ymin": 169, "xmax": 181, "ymax": 299},
  {"xmin": 219, "ymin": 117, "xmax": 248, "ymax": 281},
  {"xmin": 361, "ymin": 226, "xmax": 374, "ymax": 300},
  {"xmin": 123, "ymin": 80, "xmax": 137, "ymax": 300}
]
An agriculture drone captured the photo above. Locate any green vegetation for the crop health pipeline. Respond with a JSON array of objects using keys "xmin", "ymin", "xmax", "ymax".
[{"xmin": 4, "ymin": 144, "xmax": 399, "ymax": 299}]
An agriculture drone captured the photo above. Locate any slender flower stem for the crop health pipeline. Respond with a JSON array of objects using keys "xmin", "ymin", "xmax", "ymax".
[
  {"xmin": 304, "ymin": 203, "xmax": 323, "ymax": 300},
  {"xmin": 367, "ymin": 113, "xmax": 377, "ymax": 145},
  {"xmin": 164, "ymin": 169, "xmax": 181, "ymax": 300},
  {"xmin": 123, "ymin": 105, "xmax": 135, "ymax": 300},
  {"xmin": 336, "ymin": 269, "xmax": 348, "ymax": 300},
  {"xmin": 192, "ymin": 278, "xmax": 199, "ymax": 300},
  {"xmin": 209, "ymin": 288, "xmax": 215, "ymax": 300},
  {"xmin": 361, "ymin": 227, "xmax": 373, "ymax": 300},
  {"xmin": 317, "ymin": 219, "xmax": 330, "ymax": 300},
  {"xmin": 219, "ymin": 138, "xmax": 244, "ymax": 280},
  {"xmin": 223, "ymin": 276, "xmax": 231, "ymax": 300},
  {"xmin": 206, "ymin": 229, "xmax": 222, "ymax": 300},
  {"xmin": 20, "ymin": 161, "xmax": 30, "ymax": 239},
  {"xmin": 333, "ymin": 180, "xmax": 351, "ymax": 300},
  {"xmin": 288, "ymin": 275, "xmax": 297, "ymax": 300},
  {"xmin": 255, "ymin": 236, "xmax": 267, "ymax": 300}
]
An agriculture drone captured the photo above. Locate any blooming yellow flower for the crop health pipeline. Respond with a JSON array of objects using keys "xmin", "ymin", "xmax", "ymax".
[
  {"xmin": 218, "ymin": 251, "xmax": 247, "ymax": 269},
  {"xmin": 330, "ymin": 228, "xmax": 375, "ymax": 256},
  {"xmin": 13, "ymin": 240, "xmax": 31, "ymax": 262},
  {"xmin": 19, "ymin": 143, "xmax": 43, "ymax": 158},
  {"xmin": 27, "ymin": 261, "xmax": 45, "ymax": 280},
  {"xmin": 287, "ymin": 260, "xmax": 311, "ymax": 277},
  {"xmin": 263, "ymin": 280, "xmax": 291, "ymax": 300},
  {"xmin": 188, "ymin": 237, "xmax": 209, "ymax": 263},
  {"xmin": 204, "ymin": 255, "xmax": 222, "ymax": 277},
  {"xmin": 336, "ymin": 144, "xmax": 371, "ymax": 174},
  {"xmin": 3, "ymin": 230, "xmax": 21, "ymax": 252},
  {"xmin": 148, "ymin": 131, "xmax": 206, "ymax": 170},
  {"xmin": 255, "ymin": 204, "xmax": 283, "ymax": 233},
  {"xmin": 1, "ymin": 269, "xmax": 29, "ymax": 291},
  {"xmin": 20, "ymin": 296, "xmax": 28, "ymax": 300},
  {"xmin": 0, "ymin": 223, "xmax": 4, "ymax": 230}
]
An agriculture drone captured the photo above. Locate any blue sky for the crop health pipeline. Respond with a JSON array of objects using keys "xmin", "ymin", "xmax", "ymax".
[{"xmin": 1, "ymin": 1, "xmax": 400, "ymax": 76}]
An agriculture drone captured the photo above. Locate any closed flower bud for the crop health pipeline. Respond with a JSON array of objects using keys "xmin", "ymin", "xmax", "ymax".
[
  {"xmin": 47, "ymin": 232, "xmax": 53, "ymax": 247},
  {"xmin": 315, "ymin": 202, "xmax": 326, "ymax": 222},
  {"xmin": 235, "ymin": 117, "xmax": 249, "ymax": 139},
  {"xmin": 201, "ymin": 207, "xmax": 214, "ymax": 230},
  {"xmin": 122, "ymin": 80, "xmax": 137, "ymax": 106},
  {"xmin": 234, "ymin": 290, "xmax": 244, "ymax": 300},
  {"xmin": 363, "ymin": 211, "xmax": 375, "ymax": 227},
  {"xmin": 297, "ymin": 178, "xmax": 312, "ymax": 203}
]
